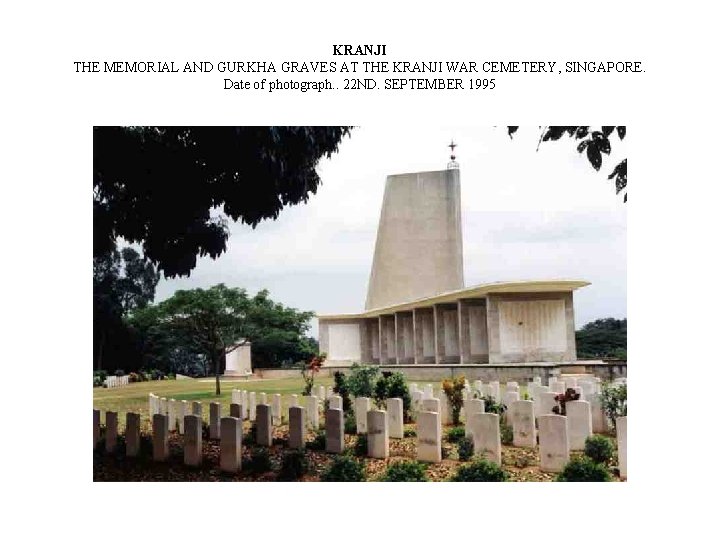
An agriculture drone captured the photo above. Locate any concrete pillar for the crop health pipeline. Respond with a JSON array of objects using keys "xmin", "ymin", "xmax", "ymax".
[
  {"xmin": 325, "ymin": 408, "xmax": 344, "ymax": 454},
  {"xmin": 355, "ymin": 397, "xmax": 370, "ymax": 433},
  {"xmin": 105, "ymin": 411, "xmax": 118, "ymax": 453},
  {"xmin": 416, "ymin": 411, "xmax": 442, "ymax": 463},
  {"xmin": 509, "ymin": 400, "xmax": 536, "ymax": 448},
  {"xmin": 367, "ymin": 410, "xmax": 389, "ymax": 459},
  {"xmin": 458, "ymin": 299, "xmax": 471, "ymax": 363},
  {"xmin": 93, "ymin": 409, "xmax": 100, "ymax": 449},
  {"xmin": 255, "ymin": 404, "xmax": 272, "ymax": 446},
  {"xmin": 183, "ymin": 415, "xmax": 202, "ymax": 467},
  {"xmin": 387, "ymin": 398, "xmax": 403, "ymax": 439},
  {"xmin": 306, "ymin": 395, "xmax": 319, "ymax": 430},
  {"xmin": 288, "ymin": 406, "xmax": 306, "ymax": 449},
  {"xmin": 413, "ymin": 309, "xmax": 423, "ymax": 363},
  {"xmin": 433, "ymin": 304, "xmax": 446, "ymax": 363},
  {"xmin": 538, "ymin": 414, "xmax": 570, "ymax": 472},
  {"xmin": 468, "ymin": 413, "xmax": 501, "ymax": 465},
  {"xmin": 209, "ymin": 402, "xmax": 220, "ymax": 439},
  {"xmin": 220, "ymin": 417, "xmax": 242, "ymax": 472},
  {"xmin": 152, "ymin": 413, "xmax": 169, "ymax": 462},
  {"xmin": 486, "ymin": 294, "xmax": 501, "ymax": 364},
  {"xmin": 617, "ymin": 416, "xmax": 627, "ymax": 479},
  {"xmin": 125, "ymin": 412, "xmax": 141, "ymax": 457},
  {"xmin": 395, "ymin": 313, "xmax": 404, "ymax": 363},
  {"xmin": 566, "ymin": 400, "xmax": 592, "ymax": 450},
  {"xmin": 378, "ymin": 317, "xmax": 387, "ymax": 364}
]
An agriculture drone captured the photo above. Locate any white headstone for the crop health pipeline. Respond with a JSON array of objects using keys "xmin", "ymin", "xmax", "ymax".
[
  {"xmin": 464, "ymin": 399, "xmax": 485, "ymax": 438},
  {"xmin": 538, "ymin": 414, "xmax": 570, "ymax": 472},
  {"xmin": 288, "ymin": 406, "xmax": 306, "ymax": 449},
  {"xmin": 416, "ymin": 411, "xmax": 442, "ymax": 463},
  {"xmin": 168, "ymin": 399, "xmax": 177, "ymax": 431},
  {"xmin": 468, "ymin": 413, "xmax": 501, "ymax": 465},
  {"xmin": 191, "ymin": 401, "xmax": 202, "ymax": 416},
  {"xmin": 367, "ymin": 410, "xmax": 389, "ymax": 459},
  {"xmin": 355, "ymin": 397, "xmax": 370, "ymax": 434},
  {"xmin": 387, "ymin": 398, "xmax": 403, "ymax": 438},
  {"xmin": 160, "ymin": 397, "xmax": 168, "ymax": 416},
  {"xmin": 256, "ymin": 404, "xmax": 272, "ymax": 446},
  {"xmin": 590, "ymin": 394, "xmax": 608, "ymax": 433},
  {"xmin": 272, "ymin": 394, "xmax": 282, "ymax": 425},
  {"xmin": 617, "ymin": 416, "xmax": 627, "ymax": 479},
  {"xmin": 409, "ymin": 383, "xmax": 418, "ymax": 394},
  {"xmin": 231, "ymin": 389, "xmax": 241, "ymax": 405},
  {"xmin": 539, "ymin": 392, "xmax": 559, "ymax": 416},
  {"xmin": 439, "ymin": 392, "xmax": 453, "ymax": 425},
  {"xmin": 248, "ymin": 392, "xmax": 257, "ymax": 421},
  {"xmin": 422, "ymin": 397, "xmax": 440, "ymax": 414},
  {"xmin": 184, "ymin": 415, "xmax": 202, "ymax": 466},
  {"xmin": 410, "ymin": 390, "xmax": 424, "ymax": 412},
  {"xmin": 566, "ymin": 400, "xmax": 592, "ymax": 450},
  {"xmin": 230, "ymin": 403, "xmax": 243, "ymax": 419},
  {"xmin": 289, "ymin": 394, "xmax": 299, "ymax": 407},
  {"xmin": 220, "ymin": 416, "xmax": 242, "ymax": 472},
  {"xmin": 328, "ymin": 395, "xmax": 343, "ymax": 410},
  {"xmin": 506, "ymin": 381, "xmax": 519, "ymax": 393},
  {"xmin": 509, "ymin": 400, "xmax": 536, "ymax": 447},
  {"xmin": 502, "ymin": 391, "xmax": 520, "ymax": 426},
  {"xmin": 126, "ymin": 412, "xmax": 141, "ymax": 457},
  {"xmin": 318, "ymin": 385, "xmax": 326, "ymax": 401},
  {"xmin": 306, "ymin": 395, "xmax": 319, "ymax": 430},
  {"xmin": 258, "ymin": 392, "xmax": 267, "ymax": 405},
  {"xmin": 533, "ymin": 376, "xmax": 542, "ymax": 385},
  {"xmin": 564, "ymin": 377, "xmax": 578, "ymax": 388},
  {"xmin": 550, "ymin": 381, "xmax": 566, "ymax": 394},
  {"xmin": 152, "ymin": 413, "xmax": 169, "ymax": 461},
  {"xmin": 325, "ymin": 408, "xmax": 344, "ymax": 454},
  {"xmin": 209, "ymin": 402, "xmax": 221, "ymax": 439},
  {"xmin": 423, "ymin": 384, "xmax": 434, "ymax": 399}
]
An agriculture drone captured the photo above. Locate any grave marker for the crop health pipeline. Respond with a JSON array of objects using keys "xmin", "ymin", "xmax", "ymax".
[
  {"xmin": 416, "ymin": 411, "xmax": 442, "ymax": 463},
  {"xmin": 152, "ymin": 414, "xmax": 169, "ymax": 461},
  {"xmin": 184, "ymin": 415, "xmax": 202, "ymax": 466},
  {"xmin": 468, "ymin": 413, "xmax": 501, "ymax": 465},
  {"xmin": 387, "ymin": 398, "xmax": 403, "ymax": 439},
  {"xmin": 617, "ymin": 416, "xmax": 627, "ymax": 479},
  {"xmin": 289, "ymin": 406, "xmax": 306, "ymax": 449},
  {"xmin": 367, "ymin": 410, "xmax": 389, "ymax": 459},
  {"xmin": 209, "ymin": 402, "xmax": 221, "ymax": 439},
  {"xmin": 355, "ymin": 397, "xmax": 370, "ymax": 434},
  {"xmin": 566, "ymin": 400, "xmax": 592, "ymax": 450},
  {"xmin": 105, "ymin": 411, "xmax": 118, "ymax": 453},
  {"xmin": 256, "ymin": 404, "xmax": 272, "ymax": 446},
  {"xmin": 125, "ymin": 412, "xmax": 141, "ymax": 457},
  {"xmin": 220, "ymin": 417, "xmax": 242, "ymax": 472},
  {"xmin": 538, "ymin": 414, "xmax": 570, "ymax": 472},
  {"xmin": 325, "ymin": 408, "xmax": 344, "ymax": 454},
  {"xmin": 509, "ymin": 400, "xmax": 536, "ymax": 448}
]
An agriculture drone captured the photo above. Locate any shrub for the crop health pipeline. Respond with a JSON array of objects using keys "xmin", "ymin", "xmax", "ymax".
[
  {"xmin": 442, "ymin": 375, "xmax": 466, "ymax": 425},
  {"xmin": 344, "ymin": 409, "xmax": 357, "ymax": 435},
  {"xmin": 556, "ymin": 457, "xmax": 611, "ymax": 482},
  {"xmin": 600, "ymin": 382, "xmax": 627, "ymax": 431},
  {"xmin": 278, "ymin": 449, "xmax": 309, "ymax": 480},
  {"xmin": 552, "ymin": 388, "xmax": 581, "ymax": 415},
  {"xmin": 446, "ymin": 426, "xmax": 466, "ymax": 443},
  {"xmin": 458, "ymin": 437, "xmax": 474, "ymax": 461},
  {"xmin": 451, "ymin": 459, "xmax": 508, "ymax": 482},
  {"xmin": 114, "ymin": 369, "xmax": 125, "ymax": 377},
  {"xmin": 500, "ymin": 420, "xmax": 513, "ymax": 445},
  {"xmin": 483, "ymin": 396, "xmax": 506, "ymax": 416},
  {"xmin": 353, "ymin": 433, "xmax": 368, "ymax": 457},
  {"xmin": 301, "ymin": 354, "xmax": 325, "ymax": 396},
  {"xmin": 321, "ymin": 455, "xmax": 366, "ymax": 482},
  {"xmin": 347, "ymin": 363, "xmax": 380, "ymax": 398},
  {"xmin": 333, "ymin": 371, "xmax": 352, "ymax": 412},
  {"xmin": 381, "ymin": 460, "xmax": 428, "ymax": 482},
  {"xmin": 403, "ymin": 427, "xmax": 416, "ymax": 437},
  {"xmin": 306, "ymin": 431, "xmax": 326, "ymax": 451},
  {"xmin": 584, "ymin": 435, "xmax": 614, "ymax": 464},
  {"xmin": 373, "ymin": 372, "xmax": 412, "ymax": 418},
  {"xmin": 128, "ymin": 372, "xmax": 141, "ymax": 383},
  {"xmin": 244, "ymin": 448, "xmax": 273, "ymax": 474},
  {"xmin": 243, "ymin": 424, "xmax": 257, "ymax": 445},
  {"xmin": 93, "ymin": 370, "xmax": 108, "ymax": 387}
]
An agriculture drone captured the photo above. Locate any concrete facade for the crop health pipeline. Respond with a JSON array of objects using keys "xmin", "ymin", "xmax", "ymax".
[{"xmin": 365, "ymin": 169, "xmax": 464, "ymax": 311}]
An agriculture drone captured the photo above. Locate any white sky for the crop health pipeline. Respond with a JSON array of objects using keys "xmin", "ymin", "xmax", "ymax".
[{"xmin": 155, "ymin": 126, "xmax": 627, "ymax": 336}]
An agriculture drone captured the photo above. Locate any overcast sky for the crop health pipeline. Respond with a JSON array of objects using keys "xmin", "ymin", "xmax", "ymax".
[{"xmin": 155, "ymin": 126, "xmax": 627, "ymax": 337}]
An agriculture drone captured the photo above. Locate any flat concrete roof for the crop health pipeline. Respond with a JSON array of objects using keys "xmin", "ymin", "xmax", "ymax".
[{"xmin": 318, "ymin": 279, "xmax": 591, "ymax": 320}]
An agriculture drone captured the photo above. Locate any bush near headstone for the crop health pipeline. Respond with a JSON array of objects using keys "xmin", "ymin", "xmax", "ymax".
[
  {"xmin": 446, "ymin": 426, "xmax": 465, "ymax": 443},
  {"xmin": 499, "ymin": 420, "xmax": 513, "ymax": 445},
  {"xmin": 243, "ymin": 447, "xmax": 273, "ymax": 474},
  {"xmin": 556, "ymin": 456, "xmax": 611, "ymax": 482},
  {"xmin": 278, "ymin": 449, "xmax": 309, "ymax": 480},
  {"xmin": 458, "ymin": 437, "xmax": 474, "ymax": 461},
  {"xmin": 441, "ymin": 375, "xmax": 466, "ymax": 425},
  {"xmin": 381, "ymin": 460, "xmax": 428, "ymax": 482},
  {"xmin": 600, "ymin": 382, "xmax": 627, "ymax": 432},
  {"xmin": 306, "ymin": 430, "xmax": 326, "ymax": 451},
  {"xmin": 584, "ymin": 435, "xmax": 614, "ymax": 464},
  {"xmin": 353, "ymin": 433, "xmax": 368, "ymax": 457},
  {"xmin": 451, "ymin": 458, "xmax": 508, "ymax": 482},
  {"xmin": 321, "ymin": 455, "xmax": 366, "ymax": 482}
]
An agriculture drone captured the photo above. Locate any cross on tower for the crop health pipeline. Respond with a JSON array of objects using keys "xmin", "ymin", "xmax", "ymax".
[{"xmin": 447, "ymin": 140, "xmax": 459, "ymax": 169}]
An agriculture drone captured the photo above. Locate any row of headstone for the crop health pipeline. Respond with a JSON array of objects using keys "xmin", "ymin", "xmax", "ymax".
[{"xmin": 104, "ymin": 375, "xmax": 129, "ymax": 388}]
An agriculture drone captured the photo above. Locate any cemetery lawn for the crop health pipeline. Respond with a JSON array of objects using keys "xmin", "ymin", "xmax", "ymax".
[{"xmin": 94, "ymin": 379, "xmax": 622, "ymax": 482}]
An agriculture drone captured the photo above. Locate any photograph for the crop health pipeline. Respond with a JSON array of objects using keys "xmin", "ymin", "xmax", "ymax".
[{"xmin": 92, "ymin": 126, "xmax": 627, "ymax": 482}]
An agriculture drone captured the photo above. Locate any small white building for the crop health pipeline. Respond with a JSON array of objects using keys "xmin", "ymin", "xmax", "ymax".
[{"xmin": 224, "ymin": 341, "xmax": 252, "ymax": 376}]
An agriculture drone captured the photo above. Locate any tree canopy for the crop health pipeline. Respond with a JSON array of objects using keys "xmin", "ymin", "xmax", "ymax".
[
  {"xmin": 130, "ymin": 285, "xmax": 316, "ymax": 394},
  {"xmin": 94, "ymin": 126, "xmax": 353, "ymax": 277},
  {"xmin": 575, "ymin": 317, "xmax": 627, "ymax": 359}
]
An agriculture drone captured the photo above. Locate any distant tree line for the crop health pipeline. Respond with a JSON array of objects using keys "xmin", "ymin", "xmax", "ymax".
[{"xmin": 575, "ymin": 318, "xmax": 627, "ymax": 360}]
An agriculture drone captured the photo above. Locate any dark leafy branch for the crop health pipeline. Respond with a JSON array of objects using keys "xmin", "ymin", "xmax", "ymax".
[{"xmin": 507, "ymin": 126, "xmax": 627, "ymax": 202}]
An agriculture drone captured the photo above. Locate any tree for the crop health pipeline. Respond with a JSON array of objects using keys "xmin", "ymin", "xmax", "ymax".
[
  {"xmin": 575, "ymin": 318, "xmax": 627, "ymax": 358},
  {"xmin": 93, "ymin": 246, "xmax": 159, "ymax": 371},
  {"xmin": 131, "ymin": 285, "xmax": 316, "ymax": 394},
  {"xmin": 94, "ymin": 126, "xmax": 353, "ymax": 277},
  {"xmin": 507, "ymin": 126, "xmax": 627, "ymax": 201}
]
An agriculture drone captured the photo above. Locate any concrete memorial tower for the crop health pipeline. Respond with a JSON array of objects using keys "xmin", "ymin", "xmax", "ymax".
[{"xmin": 318, "ymin": 141, "xmax": 590, "ymax": 370}]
